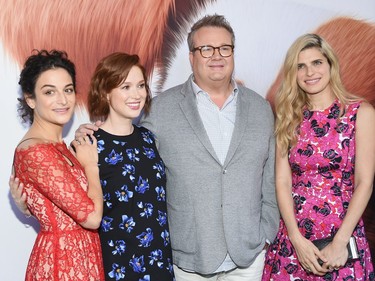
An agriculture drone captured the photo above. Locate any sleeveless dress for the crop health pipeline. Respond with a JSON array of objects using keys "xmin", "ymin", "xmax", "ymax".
[
  {"xmin": 95, "ymin": 126, "xmax": 175, "ymax": 281},
  {"xmin": 13, "ymin": 142, "xmax": 105, "ymax": 281},
  {"xmin": 262, "ymin": 101, "xmax": 374, "ymax": 280}
]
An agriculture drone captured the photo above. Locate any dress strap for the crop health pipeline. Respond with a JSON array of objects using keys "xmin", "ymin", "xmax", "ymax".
[{"xmin": 16, "ymin": 137, "xmax": 43, "ymax": 148}]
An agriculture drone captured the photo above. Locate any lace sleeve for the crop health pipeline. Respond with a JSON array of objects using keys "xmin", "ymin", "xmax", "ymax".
[{"xmin": 14, "ymin": 144, "xmax": 95, "ymax": 223}]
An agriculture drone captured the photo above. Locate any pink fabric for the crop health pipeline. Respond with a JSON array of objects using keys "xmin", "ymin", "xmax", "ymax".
[{"xmin": 262, "ymin": 101, "xmax": 374, "ymax": 280}]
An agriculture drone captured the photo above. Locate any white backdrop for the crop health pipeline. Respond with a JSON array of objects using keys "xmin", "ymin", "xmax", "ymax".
[{"xmin": 1, "ymin": 1, "xmax": 374, "ymax": 280}]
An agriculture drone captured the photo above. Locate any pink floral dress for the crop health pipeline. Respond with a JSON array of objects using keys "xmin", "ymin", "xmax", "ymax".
[{"xmin": 262, "ymin": 100, "xmax": 374, "ymax": 280}]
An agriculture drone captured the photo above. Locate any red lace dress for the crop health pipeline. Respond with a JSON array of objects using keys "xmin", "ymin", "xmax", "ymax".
[{"xmin": 13, "ymin": 142, "xmax": 104, "ymax": 281}]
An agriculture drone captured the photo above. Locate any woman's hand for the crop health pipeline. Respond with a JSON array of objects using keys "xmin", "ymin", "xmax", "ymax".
[
  {"xmin": 320, "ymin": 240, "xmax": 348, "ymax": 271},
  {"xmin": 70, "ymin": 135, "xmax": 98, "ymax": 168},
  {"xmin": 74, "ymin": 120, "xmax": 102, "ymax": 139},
  {"xmin": 9, "ymin": 175, "xmax": 31, "ymax": 217},
  {"xmin": 290, "ymin": 234, "xmax": 329, "ymax": 276}
]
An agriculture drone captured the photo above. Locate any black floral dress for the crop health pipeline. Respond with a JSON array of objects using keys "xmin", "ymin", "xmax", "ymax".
[{"xmin": 95, "ymin": 126, "xmax": 175, "ymax": 281}]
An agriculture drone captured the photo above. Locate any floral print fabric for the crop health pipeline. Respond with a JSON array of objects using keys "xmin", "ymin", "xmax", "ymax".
[
  {"xmin": 262, "ymin": 101, "xmax": 374, "ymax": 280},
  {"xmin": 13, "ymin": 142, "xmax": 104, "ymax": 281},
  {"xmin": 95, "ymin": 126, "xmax": 175, "ymax": 281}
]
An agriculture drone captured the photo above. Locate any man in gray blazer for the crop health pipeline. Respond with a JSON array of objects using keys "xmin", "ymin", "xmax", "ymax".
[{"xmin": 140, "ymin": 15, "xmax": 279, "ymax": 280}]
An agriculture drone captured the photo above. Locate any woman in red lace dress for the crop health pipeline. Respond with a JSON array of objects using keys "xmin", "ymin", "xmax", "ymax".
[{"xmin": 12, "ymin": 50, "xmax": 104, "ymax": 280}]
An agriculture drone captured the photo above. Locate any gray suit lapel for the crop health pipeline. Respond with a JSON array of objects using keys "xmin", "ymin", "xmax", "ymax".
[
  {"xmin": 179, "ymin": 81, "xmax": 221, "ymax": 165},
  {"xmin": 224, "ymin": 90, "xmax": 249, "ymax": 166}
]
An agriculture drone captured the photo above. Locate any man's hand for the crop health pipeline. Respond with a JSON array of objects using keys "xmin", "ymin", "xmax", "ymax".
[
  {"xmin": 74, "ymin": 120, "xmax": 102, "ymax": 139},
  {"xmin": 9, "ymin": 175, "xmax": 31, "ymax": 217}
]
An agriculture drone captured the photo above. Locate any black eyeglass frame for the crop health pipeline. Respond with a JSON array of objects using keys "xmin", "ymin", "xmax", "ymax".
[{"xmin": 191, "ymin": 44, "xmax": 235, "ymax": 58}]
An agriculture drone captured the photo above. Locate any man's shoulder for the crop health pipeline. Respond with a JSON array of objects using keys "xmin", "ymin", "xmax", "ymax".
[
  {"xmin": 151, "ymin": 82, "xmax": 187, "ymax": 105},
  {"xmin": 158, "ymin": 84, "xmax": 183, "ymax": 97},
  {"xmin": 238, "ymin": 85, "xmax": 269, "ymax": 105}
]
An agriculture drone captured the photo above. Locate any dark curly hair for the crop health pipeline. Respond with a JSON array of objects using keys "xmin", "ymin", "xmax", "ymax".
[{"xmin": 18, "ymin": 49, "xmax": 76, "ymax": 124}]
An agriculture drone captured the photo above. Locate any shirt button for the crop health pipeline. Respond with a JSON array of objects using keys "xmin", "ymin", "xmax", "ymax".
[{"xmin": 223, "ymin": 169, "xmax": 227, "ymax": 174}]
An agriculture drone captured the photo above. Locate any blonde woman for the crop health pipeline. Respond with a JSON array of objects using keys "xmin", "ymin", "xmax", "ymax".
[{"xmin": 262, "ymin": 34, "xmax": 374, "ymax": 280}]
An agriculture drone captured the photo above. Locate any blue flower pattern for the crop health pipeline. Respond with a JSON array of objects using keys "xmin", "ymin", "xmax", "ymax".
[
  {"xmin": 115, "ymin": 185, "xmax": 133, "ymax": 202},
  {"xmin": 95, "ymin": 127, "xmax": 174, "ymax": 280},
  {"xmin": 102, "ymin": 216, "xmax": 114, "ymax": 232},
  {"xmin": 113, "ymin": 140, "xmax": 127, "ymax": 146},
  {"xmin": 97, "ymin": 139, "xmax": 105, "ymax": 153},
  {"xmin": 135, "ymin": 176, "xmax": 150, "ymax": 194},
  {"xmin": 136, "ymin": 228, "xmax": 154, "ymax": 247},
  {"xmin": 141, "ymin": 131, "xmax": 154, "ymax": 144},
  {"xmin": 161, "ymin": 230, "xmax": 170, "ymax": 247},
  {"xmin": 129, "ymin": 255, "xmax": 146, "ymax": 273},
  {"xmin": 155, "ymin": 186, "xmax": 166, "ymax": 202},
  {"xmin": 156, "ymin": 210, "xmax": 167, "ymax": 227},
  {"xmin": 139, "ymin": 275, "xmax": 150, "ymax": 281},
  {"xmin": 126, "ymin": 148, "xmax": 140, "ymax": 162},
  {"xmin": 105, "ymin": 149, "xmax": 123, "ymax": 165},
  {"xmin": 104, "ymin": 192, "xmax": 112, "ymax": 209},
  {"xmin": 149, "ymin": 249, "xmax": 163, "ymax": 268},
  {"xmin": 153, "ymin": 161, "xmax": 165, "ymax": 179},
  {"xmin": 119, "ymin": 215, "xmax": 135, "ymax": 233},
  {"xmin": 122, "ymin": 164, "xmax": 135, "ymax": 182},
  {"xmin": 108, "ymin": 239, "xmax": 126, "ymax": 256},
  {"xmin": 143, "ymin": 146, "xmax": 155, "ymax": 159},
  {"xmin": 138, "ymin": 202, "xmax": 154, "ymax": 218},
  {"xmin": 108, "ymin": 263, "xmax": 126, "ymax": 281}
]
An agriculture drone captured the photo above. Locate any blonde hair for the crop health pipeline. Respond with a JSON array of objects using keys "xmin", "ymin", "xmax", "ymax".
[{"xmin": 275, "ymin": 33, "xmax": 361, "ymax": 155}]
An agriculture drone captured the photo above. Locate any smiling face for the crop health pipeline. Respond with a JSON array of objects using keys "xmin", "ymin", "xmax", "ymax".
[
  {"xmin": 26, "ymin": 68, "xmax": 75, "ymax": 126},
  {"xmin": 189, "ymin": 26, "xmax": 234, "ymax": 90},
  {"xmin": 107, "ymin": 66, "xmax": 147, "ymax": 123},
  {"xmin": 297, "ymin": 47, "xmax": 332, "ymax": 98}
]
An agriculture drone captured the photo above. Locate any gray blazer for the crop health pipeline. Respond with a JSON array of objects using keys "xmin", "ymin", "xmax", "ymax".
[{"xmin": 140, "ymin": 76, "xmax": 279, "ymax": 274}]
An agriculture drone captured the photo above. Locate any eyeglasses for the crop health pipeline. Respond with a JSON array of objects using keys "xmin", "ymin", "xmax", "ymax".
[{"xmin": 191, "ymin": 45, "xmax": 234, "ymax": 58}]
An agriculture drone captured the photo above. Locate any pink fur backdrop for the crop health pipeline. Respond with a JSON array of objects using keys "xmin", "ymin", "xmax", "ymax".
[{"xmin": 0, "ymin": 1, "xmax": 374, "ymax": 280}]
